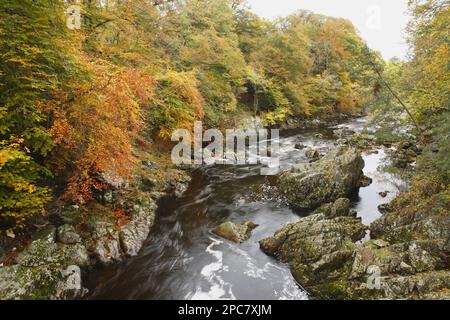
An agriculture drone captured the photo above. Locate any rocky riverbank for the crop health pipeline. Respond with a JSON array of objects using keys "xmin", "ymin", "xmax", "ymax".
[
  {"xmin": 260, "ymin": 196, "xmax": 449, "ymax": 299},
  {"xmin": 0, "ymin": 164, "xmax": 191, "ymax": 300},
  {"xmin": 259, "ymin": 139, "xmax": 449, "ymax": 300}
]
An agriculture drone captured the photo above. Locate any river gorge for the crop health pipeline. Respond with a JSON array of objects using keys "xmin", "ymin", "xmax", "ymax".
[{"xmin": 86, "ymin": 117, "xmax": 407, "ymax": 300}]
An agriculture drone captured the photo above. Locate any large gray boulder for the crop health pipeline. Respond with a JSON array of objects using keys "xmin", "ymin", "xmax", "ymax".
[{"xmin": 279, "ymin": 147, "xmax": 365, "ymax": 209}]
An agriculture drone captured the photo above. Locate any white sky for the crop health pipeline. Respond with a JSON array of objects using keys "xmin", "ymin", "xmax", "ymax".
[{"xmin": 246, "ymin": 0, "xmax": 412, "ymax": 60}]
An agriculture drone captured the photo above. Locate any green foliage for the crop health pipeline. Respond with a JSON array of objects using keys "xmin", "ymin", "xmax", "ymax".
[
  {"xmin": 369, "ymin": 0, "xmax": 449, "ymax": 181},
  {"xmin": 0, "ymin": 0, "xmax": 75, "ymax": 230},
  {"xmin": 405, "ymin": 0, "xmax": 450, "ymax": 121},
  {"xmin": 0, "ymin": 139, "xmax": 50, "ymax": 231},
  {"xmin": 148, "ymin": 71, "xmax": 204, "ymax": 139},
  {"xmin": 238, "ymin": 10, "xmax": 375, "ymax": 122},
  {"xmin": 421, "ymin": 111, "xmax": 450, "ymax": 180},
  {"xmin": 179, "ymin": 0, "xmax": 247, "ymax": 112}
]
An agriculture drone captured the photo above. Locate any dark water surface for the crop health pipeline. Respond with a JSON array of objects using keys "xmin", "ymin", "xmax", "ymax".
[{"xmin": 86, "ymin": 118, "xmax": 407, "ymax": 300}]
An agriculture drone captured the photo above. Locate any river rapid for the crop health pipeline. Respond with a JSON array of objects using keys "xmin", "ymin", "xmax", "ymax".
[{"xmin": 86, "ymin": 118, "xmax": 407, "ymax": 300}]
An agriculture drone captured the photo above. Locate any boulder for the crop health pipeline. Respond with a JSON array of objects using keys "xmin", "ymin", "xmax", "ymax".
[
  {"xmin": 294, "ymin": 143, "xmax": 306, "ymax": 150},
  {"xmin": 14, "ymin": 237, "xmax": 89, "ymax": 268},
  {"xmin": 378, "ymin": 191, "xmax": 389, "ymax": 198},
  {"xmin": 140, "ymin": 177, "xmax": 157, "ymax": 192},
  {"xmin": 371, "ymin": 199, "xmax": 449, "ymax": 244},
  {"xmin": 59, "ymin": 206, "xmax": 84, "ymax": 226},
  {"xmin": 141, "ymin": 160, "xmax": 158, "ymax": 170},
  {"xmin": 305, "ymin": 149, "xmax": 320, "ymax": 160},
  {"xmin": 378, "ymin": 203, "xmax": 392, "ymax": 214},
  {"xmin": 359, "ymin": 175, "xmax": 373, "ymax": 187},
  {"xmin": 0, "ymin": 229, "xmax": 90, "ymax": 300},
  {"xmin": 31, "ymin": 226, "xmax": 56, "ymax": 243},
  {"xmin": 212, "ymin": 221, "xmax": 258, "ymax": 244},
  {"xmin": 334, "ymin": 128, "xmax": 355, "ymax": 138},
  {"xmin": 349, "ymin": 133, "xmax": 377, "ymax": 150},
  {"xmin": 279, "ymin": 147, "xmax": 365, "ymax": 209},
  {"xmin": 260, "ymin": 214, "xmax": 366, "ymax": 264}
]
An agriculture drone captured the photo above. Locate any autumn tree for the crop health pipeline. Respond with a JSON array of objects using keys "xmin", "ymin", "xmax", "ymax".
[{"xmin": 0, "ymin": 0, "xmax": 77, "ymax": 231}]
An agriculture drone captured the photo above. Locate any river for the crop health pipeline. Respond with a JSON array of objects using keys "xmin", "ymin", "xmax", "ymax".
[{"xmin": 86, "ymin": 117, "xmax": 407, "ymax": 300}]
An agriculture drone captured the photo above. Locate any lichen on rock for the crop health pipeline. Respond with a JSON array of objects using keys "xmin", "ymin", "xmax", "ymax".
[{"xmin": 278, "ymin": 147, "xmax": 365, "ymax": 209}]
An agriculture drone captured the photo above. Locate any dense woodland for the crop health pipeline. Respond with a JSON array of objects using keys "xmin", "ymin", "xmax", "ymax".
[{"xmin": 0, "ymin": 0, "xmax": 448, "ymax": 233}]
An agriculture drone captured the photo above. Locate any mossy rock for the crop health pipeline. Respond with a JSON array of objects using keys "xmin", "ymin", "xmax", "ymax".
[{"xmin": 279, "ymin": 147, "xmax": 364, "ymax": 209}]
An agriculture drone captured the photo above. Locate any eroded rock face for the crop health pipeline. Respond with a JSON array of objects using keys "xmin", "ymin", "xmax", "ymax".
[
  {"xmin": 212, "ymin": 221, "xmax": 258, "ymax": 244},
  {"xmin": 120, "ymin": 200, "xmax": 157, "ymax": 256},
  {"xmin": 279, "ymin": 147, "xmax": 365, "ymax": 209},
  {"xmin": 334, "ymin": 128, "xmax": 356, "ymax": 138},
  {"xmin": 90, "ymin": 198, "xmax": 158, "ymax": 263}
]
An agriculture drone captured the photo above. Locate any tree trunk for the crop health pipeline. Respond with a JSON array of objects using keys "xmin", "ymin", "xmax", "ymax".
[{"xmin": 373, "ymin": 67, "xmax": 424, "ymax": 139}]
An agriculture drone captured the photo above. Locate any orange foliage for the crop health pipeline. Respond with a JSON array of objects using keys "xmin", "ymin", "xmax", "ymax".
[
  {"xmin": 319, "ymin": 19, "xmax": 354, "ymax": 60},
  {"xmin": 48, "ymin": 67, "xmax": 155, "ymax": 204}
]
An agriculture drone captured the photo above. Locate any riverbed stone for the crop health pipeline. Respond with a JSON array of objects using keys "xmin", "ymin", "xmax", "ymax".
[
  {"xmin": 213, "ymin": 221, "xmax": 258, "ymax": 243},
  {"xmin": 279, "ymin": 147, "xmax": 365, "ymax": 209},
  {"xmin": 359, "ymin": 175, "xmax": 373, "ymax": 187},
  {"xmin": 379, "ymin": 191, "xmax": 389, "ymax": 198}
]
